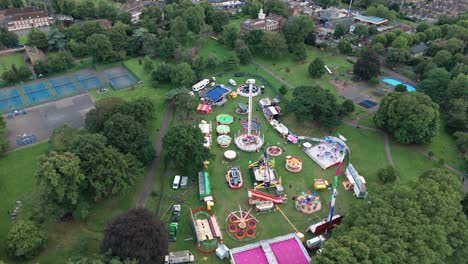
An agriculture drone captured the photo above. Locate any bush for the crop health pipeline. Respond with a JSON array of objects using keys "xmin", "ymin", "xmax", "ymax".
[
  {"xmin": 279, "ymin": 85, "xmax": 288, "ymax": 95},
  {"xmin": 377, "ymin": 166, "xmax": 398, "ymax": 183},
  {"xmin": 7, "ymin": 220, "xmax": 48, "ymax": 260},
  {"xmin": 341, "ymin": 99, "xmax": 355, "ymax": 114},
  {"xmin": 394, "ymin": 84, "xmax": 407, "ymax": 92},
  {"xmin": 369, "ymin": 77, "xmax": 379, "ymax": 85},
  {"xmin": 308, "ymin": 58, "xmax": 325, "ymax": 78}
]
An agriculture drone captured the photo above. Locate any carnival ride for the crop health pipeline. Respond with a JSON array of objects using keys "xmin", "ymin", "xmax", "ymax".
[
  {"xmin": 249, "ymin": 152, "xmax": 282, "ymax": 190},
  {"xmin": 226, "ymin": 167, "xmax": 243, "ymax": 189},
  {"xmin": 226, "ymin": 205, "xmax": 259, "ymax": 240},
  {"xmin": 216, "ymin": 135, "xmax": 232, "ymax": 148},
  {"xmin": 216, "ymin": 125, "xmax": 230, "ymax": 135},
  {"xmin": 235, "ymin": 82, "xmax": 264, "ymax": 152},
  {"xmin": 248, "ymin": 189, "xmax": 287, "ymax": 204},
  {"xmin": 266, "ymin": 145, "xmax": 283, "ymax": 156},
  {"xmin": 223, "ymin": 150, "xmax": 237, "ymax": 161},
  {"xmin": 295, "ymin": 191, "xmax": 321, "ymax": 214},
  {"xmin": 285, "ymin": 156, "xmax": 302, "ymax": 172}
]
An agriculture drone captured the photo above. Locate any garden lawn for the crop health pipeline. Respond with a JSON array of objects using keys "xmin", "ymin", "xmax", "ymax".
[
  {"xmin": 0, "ymin": 52, "xmax": 25, "ymax": 75},
  {"xmin": 0, "ymin": 142, "xmax": 48, "ymax": 258}
]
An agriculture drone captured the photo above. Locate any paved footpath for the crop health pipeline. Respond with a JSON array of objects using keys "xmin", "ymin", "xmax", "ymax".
[{"xmin": 136, "ymin": 104, "xmax": 174, "ymax": 208}]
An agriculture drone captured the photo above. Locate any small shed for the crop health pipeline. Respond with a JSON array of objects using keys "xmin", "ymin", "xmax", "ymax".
[{"xmin": 180, "ymin": 176, "xmax": 188, "ymax": 189}]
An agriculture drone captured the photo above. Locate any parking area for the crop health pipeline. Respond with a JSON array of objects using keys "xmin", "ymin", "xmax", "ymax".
[{"xmin": 4, "ymin": 94, "xmax": 95, "ymax": 151}]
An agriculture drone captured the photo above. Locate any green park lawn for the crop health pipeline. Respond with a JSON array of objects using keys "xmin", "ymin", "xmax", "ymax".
[
  {"xmin": 0, "ymin": 142, "xmax": 48, "ymax": 257},
  {"xmin": 0, "ymin": 52, "xmax": 25, "ymax": 75}
]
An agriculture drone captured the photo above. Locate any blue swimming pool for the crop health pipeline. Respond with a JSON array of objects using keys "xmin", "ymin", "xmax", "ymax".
[{"xmin": 382, "ymin": 78, "xmax": 416, "ymax": 92}]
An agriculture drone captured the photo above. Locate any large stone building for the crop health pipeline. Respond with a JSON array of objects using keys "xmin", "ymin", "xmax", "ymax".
[
  {"xmin": 2, "ymin": 7, "xmax": 52, "ymax": 31},
  {"xmin": 240, "ymin": 9, "xmax": 285, "ymax": 35}
]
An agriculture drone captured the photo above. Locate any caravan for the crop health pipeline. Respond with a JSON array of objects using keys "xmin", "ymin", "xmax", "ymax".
[{"xmin": 192, "ymin": 79, "xmax": 210, "ymax": 92}]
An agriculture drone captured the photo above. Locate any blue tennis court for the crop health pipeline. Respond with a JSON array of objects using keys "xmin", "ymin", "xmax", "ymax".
[
  {"xmin": 23, "ymin": 82, "xmax": 51, "ymax": 104},
  {"xmin": 105, "ymin": 67, "xmax": 138, "ymax": 90},
  {"xmin": 359, "ymin": 100, "xmax": 378, "ymax": 109},
  {"xmin": 0, "ymin": 87, "xmax": 24, "ymax": 112},
  {"xmin": 50, "ymin": 76, "xmax": 79, "ymax": 97},
  {"xmin": 75, "ymin": 72, "xmax": 102, "ymax": 91}
]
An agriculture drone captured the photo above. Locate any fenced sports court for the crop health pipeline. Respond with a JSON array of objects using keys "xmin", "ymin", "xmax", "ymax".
[
  {"xmin": 104, "ymin": 67, "xmax": 138, "ymax": 90},
  {"xmin": 23, "ymin": 82, "xmax": 51, "ymax": 104},
  {"xmin": 0, "ymin": 87, "xmax": 23, "ymax": 112},
  {"xmin": 0, "ymin": 66, "xmax": 139, "ymax": 113},
  {"xmin": 75, "ymin": 69, "xmax": 103, "ymax": 91},
  {"xmin": 50, "ymin": 76, "xmax": 80, "ymax": 97}
]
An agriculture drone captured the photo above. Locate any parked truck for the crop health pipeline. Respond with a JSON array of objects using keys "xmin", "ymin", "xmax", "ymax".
[
  {"xmin": 171, "ymin": 205, "xmax": 181, "ymax": 222},
  {"xmin": 169, "ymin": 222, "xmax": 178, "ymax": 242},
  {"xmin": 164, "ymin": 250, "xmax": 195, "ymax": 264}
]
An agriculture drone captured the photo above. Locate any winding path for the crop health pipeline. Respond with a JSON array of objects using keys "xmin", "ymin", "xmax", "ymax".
[{"xmin": 136, "ymin": 104, "xmax": 174, "ymax": 208}]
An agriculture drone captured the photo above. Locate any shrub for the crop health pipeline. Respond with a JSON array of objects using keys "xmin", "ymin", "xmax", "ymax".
[{"xmin": 377, "ymin": 166, "xmax": 398, "ymax": 184}]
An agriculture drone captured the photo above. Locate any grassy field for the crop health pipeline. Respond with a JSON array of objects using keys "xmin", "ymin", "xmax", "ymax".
[
  {"xmin": 0, "ymin": 142, "xmax": 49, "ymax": 257},
  {"xmin": 0, "ymin": 52, "xmax": 25, "ymax": 75},
  {"xmin": 254, "ymin": 46, "xmax": 353, "ymax": 94}
]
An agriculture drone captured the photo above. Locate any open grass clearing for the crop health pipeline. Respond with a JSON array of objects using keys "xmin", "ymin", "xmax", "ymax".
[{"xmin": 0, "ymin": 52, "xmax": 26, "ymax": 75}]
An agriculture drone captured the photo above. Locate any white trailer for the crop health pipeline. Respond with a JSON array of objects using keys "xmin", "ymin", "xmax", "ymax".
[
  {"xmin": 306, "ymin": 235, "xmax": 326, "ymax": 250},
  {"xmin": 164, "ymin": 250, "xmax": 195, "ymax": 264},
  {"xmin": 192, "ymin": 79, "xmax": 210, "ymax": 92}
]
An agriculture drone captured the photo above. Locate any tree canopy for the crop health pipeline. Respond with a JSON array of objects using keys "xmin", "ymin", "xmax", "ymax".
[
  {"xmin": 35, "ymin": 151, "xmax": 88, "ymax": 218},
  {"xmin": 0, "ymin": 116, "xmax": 8, "ymax": 153},
  {"xmin": 374, "ymin": 92, "xmax": 440, "ymax": 144},
  {"xmin": 353, "ymin": 48, "xmax": 380, "ymax": 80},
  {"xmin": 162, "ymin": 124, "xmax": 211, "ymax": 174},
  {"xmin": 85, "ymin": 97, "xmax": 125, "ymax": 133},
  {"xmin": 317, "ymin": 168, "xmax": 468, "ymax": 263},
  {"xmin": 101, "ymin": 208, "xmax": 168, "ymax": 264},
  {"xmin": 288, "ymin": 86, "xmax": 344, "ymax": 128},
  {"xmin": 308, "ymin": 58, "xmax": 326, "ymax": 78},
  {"xmin": 27, "ymin": 28, "xmax": 48, "ymax": 50},
  {"xmin": 6, "ymin": 220, "xmax": 48, "ymax": 260},
  {"xmin": 70, "ymin": 133, "xmax": 141, "ymax": 201},
  {"xmin": 103, "ymin": 114, "xmax": 154, "ymax": 164}
]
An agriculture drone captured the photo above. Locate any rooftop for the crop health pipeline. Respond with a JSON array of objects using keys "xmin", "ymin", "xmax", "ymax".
[{"xmin": 354, "ymin": 15, "xmax": 388, "ymax": 25}]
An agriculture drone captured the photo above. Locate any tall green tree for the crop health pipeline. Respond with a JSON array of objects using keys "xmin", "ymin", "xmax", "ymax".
[
  {"xmin": 222, "ymin": 27, "xmax": 239, "ymax": 48},
  {"xmin": 316, "ymin": 0, "xmax": 339, "ymax": 8},
  {"xmin": 0, "ymin": 26, "xmax": 19, "ymax": 49},
  {"xmin": 27, "ymin": 28, "xmax": 48, "ymax": 50},
  {"xmin": 103, "ymin": 114, "xmax": 154, "ymax": 164},
  {"xmin": 170, "ymin": 63, "xmax": 196, "ymax": 87},
  {"xmin": 113, "ymin": 97, "xmax": 155, "ymax": 126},
  {"xmin": 163, "ymin": 124, "xmax": 211, "ymax": 174},
  {"xmin": 85, "ymin": 97, "xmax": 125, "ymax": 133},
  {"xmin": 49, "ymin": 125, "xmax": 80, "ymax": 153},
  {"xmin": 264, "ymin": 0, "xmax": 288, "ymax": 17},
  {"xmin": 101, "ymin": 208, "xmax": 168, "ymax": 263},
  {"xmin": 259, "ymin": 32, "xmax": 287, "ymax": 58},
  {"xmin": 337, "ymin": 39, "xmax": 352, "ymax": 54},
  {"xmin": 374, "ymin": 92, "xmax": 440, "ymax": 144},
  {"xmin": 353, "ymin": 48, "xmax": 380, "ymax": 80},
  {"xmin": 308, "ymin": 58, "xmax": 326, "ymax": 78},
  {"xmin": 211, "ymin": 11, "xmax": 230, "ymax": 33},
  {"xmin": 182, "ymin": 5, "xmax": 205, "ymax": 33},
  {"xmin": 288, "ymin": 86, "xmax": 343, "ymax": 128},
  {"xmin": 333, "ymin": 23, "xmax": 347, "ymax": 39},
  {"xmin": 71, "ymin": 134, "xmax": 142, "ymax": 201},
  {"xmin": 152, "ymin": 63, "xmax": 173, "ymax": 83},
  {"xmin": 284, "ymin": 16, "xmax": 313, "ymax": 53},
  {"xmin": 35, "ymin": 151, "xmax": 88, "ymax": 218},
  {"xmin": 86, "ymin": 34, "xmax": 115, "ymax": 63},
  {"xmin": 417, "ymin": 67, "xmax": 451, "ymax": 105},
  {"xmin": 6, "ymin": 220, "xmax": 47, "ymax": 260}
]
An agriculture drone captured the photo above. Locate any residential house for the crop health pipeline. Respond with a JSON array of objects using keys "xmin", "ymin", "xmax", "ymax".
[{"xmin": 2, "ymin": 7, "xmax": 52, "ymax": 31}]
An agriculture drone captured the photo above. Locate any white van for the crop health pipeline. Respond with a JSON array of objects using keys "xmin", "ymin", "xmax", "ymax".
[{"xmin": 173, "ymin": 175, "xmax": 181, "ymax": 189}]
